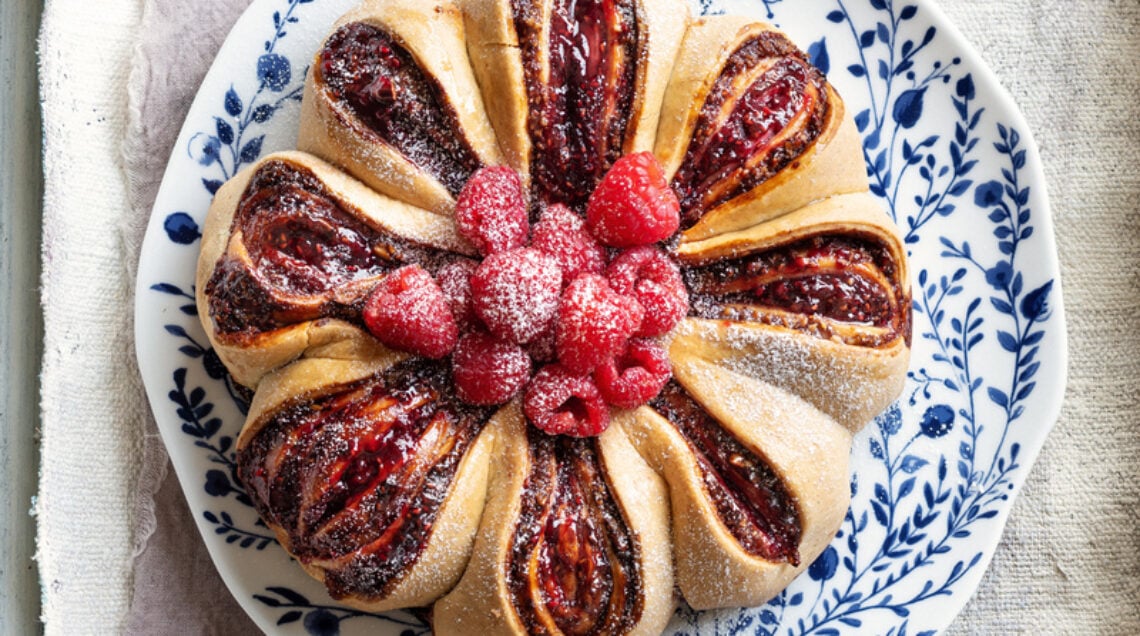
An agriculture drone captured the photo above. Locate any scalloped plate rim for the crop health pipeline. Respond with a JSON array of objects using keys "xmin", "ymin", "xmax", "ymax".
[{"xmin": 133, "ymin": 0, "xmax": 1067, "ymax": 634}]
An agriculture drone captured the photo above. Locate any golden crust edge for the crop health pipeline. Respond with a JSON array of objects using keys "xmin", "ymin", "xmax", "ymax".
[{"xmin": 616, "ymin": 359, "xmax": 851, "ymax": 610}]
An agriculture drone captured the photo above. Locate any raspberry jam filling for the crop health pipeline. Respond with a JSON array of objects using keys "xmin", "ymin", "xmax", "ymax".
[
  {"xmin": 671, "ymin": 32, "xmax": 829, "ymax": 228},
  {"xmin": 684, "ymin": 234, "xmax": 908, "ymax": 346},
  {"xmin": 206, "ymin": 161, "xmax": 439, "ymax": 337},
  {"xmin": 512, "ymin": 0, "xmax": 639, "ymax": 206},
  {"xmin": 318, "ymin": 22, "xmax": 483, "ymax": 195},
  {"xmin": 650, "ymin": 381, "xmax": 801, "ymax": 564},
  {"xmin": 237, "ymin": 360, "xmax": 492, "ymax": 600},
  {"xmin": 507, "ymin": 429, "xmax": 643, "ymax": 635}
]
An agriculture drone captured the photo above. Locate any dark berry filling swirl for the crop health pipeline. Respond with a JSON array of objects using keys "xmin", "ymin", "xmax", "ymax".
[
  {"xmin": 237, "ymin": 360, "xmax": 493, "ymax": 601},
  {"xmin": 512, "ymin": 0, "xmax": 639, "ymax": 208},
  {"xmin": 205, "ymin": 160, "xmax": 443, "ymax": 337},
  {"xmin": 318, "ymin": 22, "xmax": 484, "ymax": 196},
  {"xmin": 683, "ymin": 234, "xmax": 910, "ymax": 347},
  {"xmin": 650, "ymin": 381, "xmax": 801, "ymax": 564},
  {"xmin": 507, "ymin": 429, "xmax": 643, "ymax": 635},
  {"xmin": 672, "ymin": 31, "xmax": 830, "ymax": 228}
]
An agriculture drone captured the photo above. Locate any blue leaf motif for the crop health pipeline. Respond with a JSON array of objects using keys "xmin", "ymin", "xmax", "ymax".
[
  {"xmin": 1020, "ymin": 280, "xmax": 1054, "ymax": 322},
  {"xmin": 240, "ymin": 135, "xmax": 265, "ymax": 164},
  {"xmin": 163, "ymin": 212, "xmax": 200, "ymax": 244},
  {"xmin": 215, "ymin": 118, "xmax": 234, "ymax": 145},
  {"xmin": 202, "ymin": 178, "xmax": 224, "ymax": 195},
  {"xmin": 257, "ymin": 53, "xmax": 292, "ymax": 92},
  {"xmin": 224, "ymin": 87, "xmax": 243, "ymax": 117},
  {"xmin": 892, "ymin": 88, "xmax": 926, "ymax": 129},
  {"xmin": 807, "ymin": 38, "xmax": 830, "ymax": 75},
  {"xmin": 252, "ymin": 104, "xmax": 277, "ymax": 123},
  {"xmin": 900, "ymin": 455, "xmax": 929, "ymax": 474}
]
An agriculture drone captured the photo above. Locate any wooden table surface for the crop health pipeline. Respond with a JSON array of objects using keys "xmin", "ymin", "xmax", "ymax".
[{"xmin": 1, "ymin": 0, "xmax": 44, "ymax": 633}]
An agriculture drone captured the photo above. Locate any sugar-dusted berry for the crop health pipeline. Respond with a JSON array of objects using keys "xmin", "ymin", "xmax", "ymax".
[
  {"xmin": 531, "ymin": 203, "xmax": 606, "ymax": 285},
  {"xmin": 436, "ymin": 258, "xmax": 479, "ymax": 330},
  {"xmin": 470, "ymin": 247, "xmax": 562, "ymax": 344},
  {"xmin": 556, "ymin": 274, "xmax": 644, "ymax": 374},
  {"xmin": 595, "ymin": 339, "xmax": 672, "ymax": 408},
  {"xmin": 607, "ymin": 245, "xmax": 689, "ymax": 337},
  {"xmin": 455, "ymin": 165, "xmax": 529, "ymax": 256},
  {"xmin": 452, "ymin": 331, "xmax": 532, "ymax": 405},
  {"xmin": 585, "ymin": 152, "xmax": 680, "ymax": 248},
  {"xmin": 361, "ymin": 265, "xmax": 458, "ymax": 359},
  {"xmin": 524, "ymin": 364, "xmax": 610, "ymax": 437}
]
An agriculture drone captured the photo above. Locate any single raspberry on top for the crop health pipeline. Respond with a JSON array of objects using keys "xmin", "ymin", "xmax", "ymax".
[
  {"xmin": 594, "ymin": 339, "xmax": 672, "ymax": 409},
  {"xmin": 451, "ymin": 331, "xmax": 532, "ymax": 405},
  {"xmin": 524, "ymin": 364, "xmax": 610, "ymax": 437},
  {"xmin": 436, "ymin": 258, "xmax": 479, "ymax": 330},
  {"xmin": 606, "ymin": 246, "xmax": 689, "ymax": 337},
  {"xmin": 470, "ymin": 247, "xmax": 562, "ymax": 345},
  {"xmin": 455, "ymin": 165, "xmax": 529, "ymax": 256},
  {"xmin": 362, "ymin": 264, "xmax": 458, "ymax": 359},
  {"xmin": 586, "ymin": 152, "xmax": 680, "ymax": 248},
  {"xmin": 531, "ymin": 203, "xmax": 606, "ymax": 285},
  {"xmin": 556, "ymin": 274, "xmax": 644, "ymax": 374}
]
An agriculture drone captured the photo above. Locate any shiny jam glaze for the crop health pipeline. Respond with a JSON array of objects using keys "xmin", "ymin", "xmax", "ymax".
[
  {"xmin": 650, "ymin": 381, "xmax": 801, "ymax": 564},
  {"xmin": 512, "ymin": 0, "xmax": 639, "ymax": 208},
  {"xmin": 507, "ymin": 429, "xmax": 642, "ymax": 635},
  {"xmin": 318, "ymin": 22, "xmax": 483, "ymax": 196},
  {"xmin": 205, "ymin": 160, "xmax": 441, "ymax": 337},
  {"xmin": 683, "ymin": 234, "xmax": 910, "ymax": 347},
  {"xmin": 237, "ymin": 359, "xmax": 493, "ymax": 600},
  {"xmin": 671, "ymin": 31, "xmax": 829, "ymax": 228}
]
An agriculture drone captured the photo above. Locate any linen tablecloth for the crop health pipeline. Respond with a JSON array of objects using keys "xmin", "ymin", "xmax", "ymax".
[{"xmin": 36, "ymin": 0, "xmax": 1140, "ymax": 633}]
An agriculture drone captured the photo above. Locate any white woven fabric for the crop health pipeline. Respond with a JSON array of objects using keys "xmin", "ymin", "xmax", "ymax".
[
  {"xmin": 34, "ymin": 0, "xmax": 1140, "ymax": 633},
  {"xmin": 37, "ymin": 0, "xmax": 144, "ymax": 633}
]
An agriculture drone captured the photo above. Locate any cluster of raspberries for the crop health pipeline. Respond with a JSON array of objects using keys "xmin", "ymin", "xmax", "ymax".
[{"xmin": 361, "ymin": 153, "xmax": 689, "ymax": 437}]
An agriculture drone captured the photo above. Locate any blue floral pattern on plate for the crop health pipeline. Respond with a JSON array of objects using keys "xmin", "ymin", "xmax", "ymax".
[{"xmin": 134, "ymin": 0, "xmax": 1066, "ymax": 634}]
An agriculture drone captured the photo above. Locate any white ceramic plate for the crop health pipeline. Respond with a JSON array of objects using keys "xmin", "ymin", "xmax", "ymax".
[{"xmin": 135, "ymin": 0, "xmax": 1066, "ymax": 634}]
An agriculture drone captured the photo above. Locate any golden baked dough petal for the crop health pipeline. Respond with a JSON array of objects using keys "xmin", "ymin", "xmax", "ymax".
[
  {"xmin": 655, "ymin": 17, "xmax": 867, "ymax": 242},
  {"xmin": 196, "ymin": 151, "xmax": 469, "ymax": 388},
  {"xmin": 237, "ymin": 351, "xmax": 500, "ymax": 612},
  {"xmin": 434, "ymin": 412, "xmax": 674, "ymax": 636},
  {"xmin": 671, "ymin": 192, "xmax": 911, "ymax": 432},
  {"xmin": 298, "ymin": 0, "xmax": 503, "ymax": 214},
  {"xmin": 615, "ymin": 357, "xmax": 851, "ymax": 610},
  {"xmin": 463, "ymin": 0, "xmax": 688, "ymax": 207}
]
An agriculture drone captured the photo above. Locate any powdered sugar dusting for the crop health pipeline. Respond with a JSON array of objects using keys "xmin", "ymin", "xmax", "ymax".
[{"xmin": 471, "ymin": 246, "xmax": 562, "ymax": 344}]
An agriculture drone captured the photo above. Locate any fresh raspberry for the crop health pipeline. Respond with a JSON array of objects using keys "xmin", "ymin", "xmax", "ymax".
[
  {"xmin": 436, "ymin": 258, "xmax": 478, "ymax": 330},
  {"xmin": 470, "ymin": 247, "xmax": 562, "ymax": 344},
  {"xmin": 524, "ymin": 364, "xmax": 610, "ymax": 437},
  {"xmin": 362, "ymin": 265, "xmax": 458, "ymax": 359},
  {"xmin": 455, "ymin": 165, "xmax": 529, "ymax": 256},
  {"xmin": 531, "ymin": 203, "xmax": 606, "ymax": 285},
  {"xmin": 594, "ymin": 339, "xmax": 672, "ymax": 409},
  {"xmin": 556, "ymin": 274, "xmax": 644, "ymax": 374},
  {"xmin": 606, "ymin": 246, "xmax": 689, "ymax": 337},
  {"xmin": 585, "ymin": 152, "xmax": 680, "ymax": 248},
  {"xmin": 526, "ymin": 323, "xmax": 558, "ymax": 363},
  {"xmin": 451, "ymin": 331, "xmax": 532, "ymax": 405}
]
